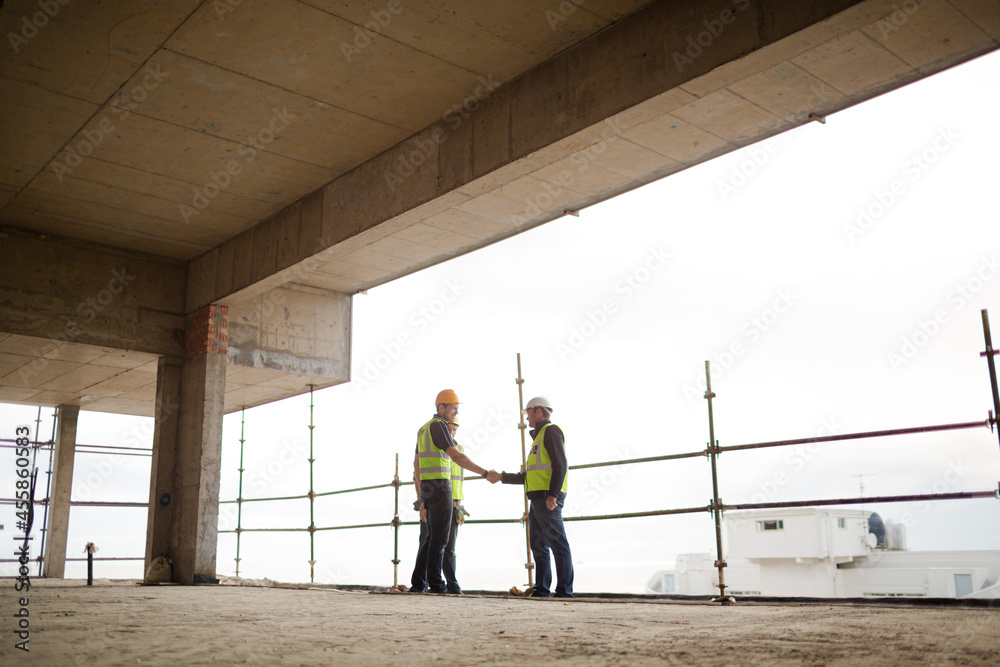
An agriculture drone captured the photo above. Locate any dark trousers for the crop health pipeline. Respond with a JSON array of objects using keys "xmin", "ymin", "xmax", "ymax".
[
  {"xmin": 528, "ymin": 497, "xmax": 574, "ymax": 597},
  {"xmin": 411, "ymin": 508, "xmax": 460, "ymax": 593},
  {"xmin": 416, "ymin": 480, "xmax": 453, "ymax": 593}
]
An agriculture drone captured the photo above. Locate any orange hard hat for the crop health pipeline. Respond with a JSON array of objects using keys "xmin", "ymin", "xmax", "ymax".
[{"xmin": 435, "ymin": 389, "xmax": 460, "ymax": 405}]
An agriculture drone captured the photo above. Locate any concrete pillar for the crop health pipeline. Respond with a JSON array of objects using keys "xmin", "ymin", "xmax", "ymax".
[
  {"xmin": 174, "ymin": 349, "xmax": 227, "ymax": 584},
  {"xmin": 144, "ymin": 357, "xmax": 182, "ymax": 571},
  {"xmin": 144, "ymin": 305, "xmax": 229, "ymax": 584},
  {"xmin": 43, "ymin": 404, "xmax": 80, "ymax": 578}
]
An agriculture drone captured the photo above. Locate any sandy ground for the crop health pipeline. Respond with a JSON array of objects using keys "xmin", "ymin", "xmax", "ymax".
[{"xmin": 2, "ymin": 580, "xmax": 999, "ymax": 666}]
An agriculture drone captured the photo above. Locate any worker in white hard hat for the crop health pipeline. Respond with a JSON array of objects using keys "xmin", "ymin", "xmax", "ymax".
[
  {"xmin": 411, "ymin": 389, "xmax": 498, "ymax": 594},
  {"xmin": 497, "ymin": 395, "xmax": 574, "ymax": 598}
]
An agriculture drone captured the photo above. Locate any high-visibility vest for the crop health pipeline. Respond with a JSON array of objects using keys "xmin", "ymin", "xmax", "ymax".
[
  {"xmin": 417, "ymin": 417, "xmax": 451, "ymax": 481},
  {"xmin": 526, "ymin": 423, "xmax": 568, "ymax": 494},
  {"xmin": 450, "ymin": 442, "xmax": 464, "ymax": 501}
]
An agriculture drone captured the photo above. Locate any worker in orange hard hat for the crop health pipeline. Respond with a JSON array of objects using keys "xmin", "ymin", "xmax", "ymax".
[
  {"xmin": 411, "ymin": 389, "xmax": 499, "ymax": 594},
  {"xmin": 411, "ymin": 418, "xmax": 470, "ymax": 594}
]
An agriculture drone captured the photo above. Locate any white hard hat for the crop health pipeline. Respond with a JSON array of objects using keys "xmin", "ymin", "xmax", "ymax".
[{"xmin": 525, "ymin": 396, "xmax": 553, "ymax": 412}]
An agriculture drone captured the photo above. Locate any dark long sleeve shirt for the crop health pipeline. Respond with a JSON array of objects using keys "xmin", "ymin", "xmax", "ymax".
[{"xmin": 501, "ymin": 420, "xmax": 567, "ymax": 500}]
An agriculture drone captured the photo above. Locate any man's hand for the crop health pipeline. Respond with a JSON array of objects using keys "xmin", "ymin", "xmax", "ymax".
[
  {"xmin": 486, "ymin": 470, "xmax": 501, "ymax": 484},
  {"xmin": 419, "ymin": 505, "xmax": 427, "ymax": 522},
  {"xmin": 546, "ymin": 496, "xmax": 557, "ymax": 511}
]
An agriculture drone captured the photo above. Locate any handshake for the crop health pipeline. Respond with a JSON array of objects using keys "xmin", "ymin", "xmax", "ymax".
[{"xmin": 484, "ymin": 470, "xmax": 502, "ymax": 484}]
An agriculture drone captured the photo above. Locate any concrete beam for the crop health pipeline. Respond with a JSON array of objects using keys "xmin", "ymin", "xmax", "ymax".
[
  {"xmin": 42, "ymin": 404, "xmax": 79, "ymax": 578},
  {"xmin": 0, "ymin": 229, "xmax": 186, "ymax": 357},
  {"xmin": 185, "ymin": 0, "xmax": 871, "ymax": 310},
  {"xmin": 225, "ymin": 285, "xmax": 351, "ymax": 381}
]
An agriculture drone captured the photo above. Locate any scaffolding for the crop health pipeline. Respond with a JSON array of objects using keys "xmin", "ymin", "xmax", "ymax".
[
  {"xmin": 4, "ymin": 311, "xmax": 999, "ymax": 596},
  {"xmin": 0, "ymin": 406, "xmax": 151, "ymax": 576},
  {"xmin": 217, "ymin": 310, "xmax": 1000, "ymax": 599}
]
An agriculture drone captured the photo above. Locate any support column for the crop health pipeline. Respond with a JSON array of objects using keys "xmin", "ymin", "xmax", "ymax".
[
  {"xmin": 43, "ymin": 404, "xmax": 80, "ymax": 578},
  {"xmin": 144, "ymin": 305, "xmax": 228, "ymax": 584},
  {"xmin": 145, "ymin": 357, "xmax": 182, "ymax": 571}
]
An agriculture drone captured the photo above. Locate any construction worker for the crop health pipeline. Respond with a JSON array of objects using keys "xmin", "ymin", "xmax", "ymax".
[
  {"xmin": 412, "ymin": 389, "xmax": 496, "ymax": 594},
  {"xmin": 498, "ymin": 395, "xmax": 574, "ymax": 597},
  {"xmin": 410, "ymin": 419, "xmax": 469, "ymax": 594}
]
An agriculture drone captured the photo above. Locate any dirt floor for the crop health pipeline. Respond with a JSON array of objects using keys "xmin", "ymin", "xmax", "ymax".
[{"xmin": 2, "ymin": 580, "xmax": 999, "ymax": 666}]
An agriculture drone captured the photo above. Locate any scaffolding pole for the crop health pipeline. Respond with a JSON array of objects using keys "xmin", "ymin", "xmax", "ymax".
[
  {"xmin": 235, "ymin": 407, "xmax": 246, "ymax": 577},
  {"xmin": 36, "ymin": 408, "xmax": 56, "ymax": 577},
  {"xmin": 391, "ymin": 453, "xmax": 401, "ymax": 588},
  {"xmin": 722, "ymin": 490, "xmax": 999, "ymax": 511},
  {"xmin": 308, "ymin": 384, "xmax": 317, "ymax": 584},
  {"xmin": 515, "ymin": 353, "xmax": 534, "ymax": 589},
  {"xmin": 981, "ymin": 309, "xmax": 1000, "ymax": 450},
  {"xmin": 703, "ymin": 361, "xmax": 731, "ymax": 604}
]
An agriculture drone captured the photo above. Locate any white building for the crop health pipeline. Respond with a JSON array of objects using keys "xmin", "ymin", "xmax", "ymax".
[{"xmin": 646, "ymin": 508, "xmax": 1000, "ymax": 599}]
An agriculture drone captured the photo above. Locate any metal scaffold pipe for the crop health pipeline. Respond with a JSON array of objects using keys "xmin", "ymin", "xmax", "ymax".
[
  {"xmin": 37, "ymin": 407, "xmax": 56, "ymax": 577},
  {"xmin": 308, "ymin": 384, "xmax": 317, "ymax": 584},
  {"xmin": 981, "ymin": 309, "xmax": 1000, "ymax": 450},
  {"xmin": 704, "ymin": 361, "xmax": 731, "ymax": 605},
  {"xmin": 235, "ymin": 407, "xmax": 246, "ymax": 577},
  {"xmin": 392, "ymin": 453, "xmax": 401, "ymax": 589},
  {"xmin": 722, "ymin": 490, "xmax": 999, "ymax": 511},
  {"xmin": 516, "ymin": 353, "xmax": 534, "ymax": 588},
  {"xmin": 720, "ymin": 420, "xmax": 989, "ymax": 453}
]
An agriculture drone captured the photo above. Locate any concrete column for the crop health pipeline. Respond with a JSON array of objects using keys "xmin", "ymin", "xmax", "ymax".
[
  {"xmin": 144, "ymin": 305, "xmax": 229, "ymax": 584},
  {"xmin": 144, "ymin": 357, "xmax": 182, "ymax": 571},
  {"xmin": 43, "ymin": 404, "xmax": 80, "ymax": 578},
  {"xmin": 174, "ymin": 350, "xmax": 227, "ymax": 584}
]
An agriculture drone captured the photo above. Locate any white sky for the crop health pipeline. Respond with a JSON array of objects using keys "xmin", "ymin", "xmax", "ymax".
[{"xmin": 2, "ymin": 50, "xmax": 999, "ymax": 594}]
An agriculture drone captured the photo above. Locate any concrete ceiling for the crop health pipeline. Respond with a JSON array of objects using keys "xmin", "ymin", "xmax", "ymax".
[
  {"xmin": 0, "ymin": 0, "xmax": 654, "ymax": 258},
  {"xmin": 1, "ymin": 0, "xmax": 997, "ymax": 418}
]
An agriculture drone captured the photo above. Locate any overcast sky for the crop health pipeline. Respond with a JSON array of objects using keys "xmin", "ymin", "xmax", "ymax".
[{"xmin": 2, "ymin": 50, "xmax": 999, "ymax": 593}]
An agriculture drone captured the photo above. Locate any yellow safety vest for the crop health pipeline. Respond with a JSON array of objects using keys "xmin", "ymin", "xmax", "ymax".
[
  {"xmin": 450, "ymin": 442, "xmax": 464, "ymax": 501},
  {"xmin": 526, "ymin": 423, "xmax": 568, "ymax": 494},
  {"xmin": 417, "ymin": 417, "xmax": 451, "ymax": 481}
]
